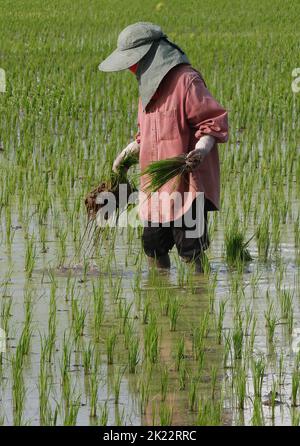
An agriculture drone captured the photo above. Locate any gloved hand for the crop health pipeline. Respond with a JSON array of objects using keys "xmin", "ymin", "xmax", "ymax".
[
  {"xmin": 112, "ymin": 140, "xmax": 140, "ymax": 173},
  {"xmin": 186, "ymin": 135, "xmax": 216, "ymax": 170}
]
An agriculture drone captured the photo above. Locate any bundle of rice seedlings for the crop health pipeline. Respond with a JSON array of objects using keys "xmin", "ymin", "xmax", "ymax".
[
  {"xmin": 141, "ymin": 154, "xmax": 190, "ymax": 194},
  {"xmin": 225, "ymin": 222, "xmax": 253, "ymax": 266},
  {"xmin": 85, "ymin": 153, "xmax": 138, "ymax": 220}
]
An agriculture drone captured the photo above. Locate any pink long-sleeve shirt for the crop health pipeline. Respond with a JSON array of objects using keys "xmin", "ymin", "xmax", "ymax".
[{"xmin": 137, "ymin": 63, "xmax": 228, "ymax": 223}]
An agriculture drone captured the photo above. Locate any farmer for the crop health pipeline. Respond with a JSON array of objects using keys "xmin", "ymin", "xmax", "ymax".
[{"xmin": 99, "ymin": 22, "xmax": 228, "ymax": 271}]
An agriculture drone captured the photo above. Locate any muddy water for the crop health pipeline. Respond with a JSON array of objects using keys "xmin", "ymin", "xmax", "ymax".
[{"xmin": 0, "ymin": 205, "xmax": 299, "ymax": 426}]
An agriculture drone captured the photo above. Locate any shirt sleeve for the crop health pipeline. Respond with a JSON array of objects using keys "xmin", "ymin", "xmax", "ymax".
[{"xmin": 185, "ymin": 76, "xmax": 229, "ymax": 143}]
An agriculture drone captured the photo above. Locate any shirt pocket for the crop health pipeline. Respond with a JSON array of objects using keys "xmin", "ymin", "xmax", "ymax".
[{"xmin": 156, "ymin": 109, "xmax": 179, "ymax": 141}]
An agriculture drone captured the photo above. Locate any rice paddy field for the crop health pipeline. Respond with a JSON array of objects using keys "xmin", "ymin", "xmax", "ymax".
[{"xmin": 0, "ymin": 0, "xmax": 300, "ymax": 427}]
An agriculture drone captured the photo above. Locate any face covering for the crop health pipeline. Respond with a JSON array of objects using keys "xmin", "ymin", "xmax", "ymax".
[
  {"xmin": 135, "ymin": 38, "xmax": 190, "ymax": 110},
  {"xmin": 129, "ymin": 63, "xmax": 139, "ymax": 74}
]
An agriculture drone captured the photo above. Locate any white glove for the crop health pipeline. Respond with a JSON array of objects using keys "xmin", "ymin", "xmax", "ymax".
[
  {"xmin": 112, "ymin": 140, "xmax": 140, "ymax": 173},
  {"xmin": 186, "ymin": 135, "xmax": 216, "ymax": 170}
]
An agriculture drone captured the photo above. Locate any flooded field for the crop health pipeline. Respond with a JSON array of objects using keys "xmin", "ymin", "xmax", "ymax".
[{"xmin": 0, "ymin": 0, "xmax": 300, "ymax": 426}]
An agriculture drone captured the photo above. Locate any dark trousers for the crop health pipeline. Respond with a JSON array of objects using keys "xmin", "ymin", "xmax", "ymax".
[{"xmin": 142, "ymin": 199, "xmax": 212, "ymax": 261}]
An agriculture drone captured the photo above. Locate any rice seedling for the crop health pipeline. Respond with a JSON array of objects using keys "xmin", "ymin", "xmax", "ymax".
[
  {"xmin": 92, "ymin": 283, "xmax": 104, "ymax": 342},
  {"xmin": 264, "ymin": 302, "xmax": 278, "ymax": 344},
  {"xmin": 141, "ymin": 155, "xmax": 188, "ymax": 194},
  {"xmin": 251, "ymin": 356, "xmax": 266, "ymax": 399},
  {"xmin": 11, "ymin": 353, "xmax": 26, "ymax": 425},
  {"xmin": 160, "ymin": 366, "xmax": 169, "ymax": 402},
  {"xmin": 225, "ymin": 220, "xmax": 252, "ymax": 267},
  {"xmin": 89, "ymin": 372, "xmax": 99, "ymax": 417},
  {"xmin": 188, "ymin": 379, "xmax": 198, "ymax": 412},
  {"xmin": 63, "ymin": 396, "xmax": 81, "ymax": 426},
  {"xmin": 106, "ymin": 329, "xmax": 118, "ymax": 365},
  {"xmin": 235, "ymin": 365, "xmax": 247, "ymax": 410},
  {"xmin": 232, "ymin": 319, "xmax": 244, "ymax": 361},
  {"xmin": 291, "ymin": 359, "xmax": 300, "ymax": 407},
  {"xmin": 98, "ymin": 401, "xmax": 108, "ymax": 426},
  {"xmin": 158, "ymin": 402, "xmax": 173, "ymax": 426},
  {"xmin": 169, "ymin": 297, "xmax": 180, "ymax": 331},
  {"xmin": 82, "ymin": 341, "xmax": 94, "ymax": 375},
  {"xmin": 139, "ymin": 375, "xmax": 151, "ymax": 415},
  {"xmin": 174, "ymin": 336, "xmax": 185, "ymax": 372},
  {"xmin": 251, "ymin": 397, "xmax": 264, "ymax": 426},
  {"xmin": 24, "ymin": 234, "xmax": 37, "ymax": 278},
  {"xmin": 256, "ymin": 217, "xmax": 270, "ymax": 261},
  {"xmin": 216, "ymin": 299, "xmax": 227, "ymax": 344},
  {"xmin": 128, "ymin": 334, "xmax": 139, "ymax": 373},
  {"xmin": 113, "ymin": 366, "xmax": 125, "ymax": 405},
  {"xmin": 144, "ymin": 315, "xmax": 159, "ymax": 364},
  {"xmin": 179, "ymin": 359, "xmax": 187, "ymax": 391},
  {"xmin": 197, "ymin": 398, "xmax": 222, "ymax": 426}
]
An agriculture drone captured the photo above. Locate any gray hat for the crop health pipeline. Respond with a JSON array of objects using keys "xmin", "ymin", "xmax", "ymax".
[{"xmin": 99, "ymin": 22, "xmax": 166, "ymax": 72}]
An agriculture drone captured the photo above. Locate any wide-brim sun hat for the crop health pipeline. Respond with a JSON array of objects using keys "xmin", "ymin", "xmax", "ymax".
[{"xmin": 99, "ymin": 22, "xmax": 166, "ymax": 72}]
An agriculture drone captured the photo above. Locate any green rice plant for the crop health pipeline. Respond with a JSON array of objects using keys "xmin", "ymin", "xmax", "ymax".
[
  {"xmin": 179, "ymin": 359, "xmax": 187, "ymax": 391},
  {"xmin": 256, "ymin": 217, "xmax": 270, "ymax": 261},
  {"xmin": 141, "ymin": 155, "xmax": 188, "ymax": 194},
  {"xmin": 216, "ymin": 299, "xmax": 227, "ymax": 344},
  {"xmin": 160, "ymin": 366, "xmax": 169, "ymax": 402},
  {"xmin": 232, "ymin": 320, "xmax": 244, "ymax": 361},
  {"xmin": 264, "ymin": 302, "xmax": 278, "ymax": 344},
  {"xmin": 92, "ymin": 283, "xmax": 104, "ymax": 342},
  {"xmin": 235, "ymin": 365, "xmax": 247, "ymax": 410},
  {"xmin": 0, "ymin": 295, "xmax": 12, "ymax": 338},
  {"xmin": 197, "ymin": 398, "xmax": 222, "ymax": 426},
  {"xmin": 11, "ymin": 353, "xmax": 26, "ymax": 425},
  {"xmin": 115, "ymin": 406, "xmax": 125, "ymax": 426},
  {"xmin": 291, "ymin": 361, "xmax": 300, "ymax": 407},
  {"xmin": 188, "ymin": 379, "xmax": 198, "ymax": 412},
  {"xmin": 278, "ymin": 351, "xmax": 285, "ymax": 386},
  {"xmin": 192, "ymin": 325, "xmax": 204, "ymax": 362},
  {"xmin": 98, "ymin": 401, "xmax": 108, "ymax": 426},
  {"xmin": 71, "ymin": 299, "xmax": 87, "ymax": 345},
  {"xmin": 63, "ymin": 396, "xmax": 81, "ymax": 426},
  {"xmin": 106, "ymin": 329, "xmax": 117, "ymax": 365},
  {"xmin": 24, "ymin": 234, "xmax": 37, "ymax": 278},
  {"xmin": 89, "ymin": 372, "xmax": 99, "ymax": 417},
  {"xmin": 174, "ymin": 336, "xmax": 185, "ymax": 372},
  {"xmin": 82, "ymin": 341, "xmax": 94, "ymax": 375},
  {"xmin": 38, "ymin": 361, "xmax": 52, "ymax": 425},
  {"xmin": 199, "ymin": 310, "xmax": 210, "ymax": 339},
  {"xmin": 278, "ymin": 288, "xmax": 294, "ymax": 334},
  {"xmin": 139, "ymin": 375, "xmax": 150, "ymax": 415},
  {"xmin": 118, "ymin": 300, "xmax": 132, "ymax": 335},
  {"xmin": 210, "ymin": 365, "xmax": 218, "ymax": 401},
  {"xmin": 270, "ymin": 380, "xmax": 278, "ymax": 422},
  {"xmin": 157, "ymin": 287, "xmax": 171, "ymax": 316},
  {"xmin": 225, "ymin": 220, "xmax": 252, "ymax": 266},
  {"xmin": 144, "ymin": 315, "xmax": 159, "ymax": 364},
  {"xmin": 124, "ymin": 318, "xmax": 134, "ymax": 350},
  {"xmin": 113, "ymin": 367, "xmax": 124, "ymax": 405},
  {"xmin": 157, "ymin": 402, "xmax": 172, "ymax": 426},
  {"xmin": 142, "ymin": 297, "xmax": 151, "ymax": 324},
  {"xmin": 169, "ymin": 297, "xmax": 180, "ymax": 331},
  {"xmin": 251, "ymin": 356, "xmax": 266, "ymax": 399},
  {"xmin": 291, "ymin": 408, "xmax": 300, "ymax": 427},
  {"xmin": 251, "ymin": 397, "xmax": 264, "ymax": 426},
  {"xmin": 128, "ymin": 334, "xmax": 139, "ymax": 373}
]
